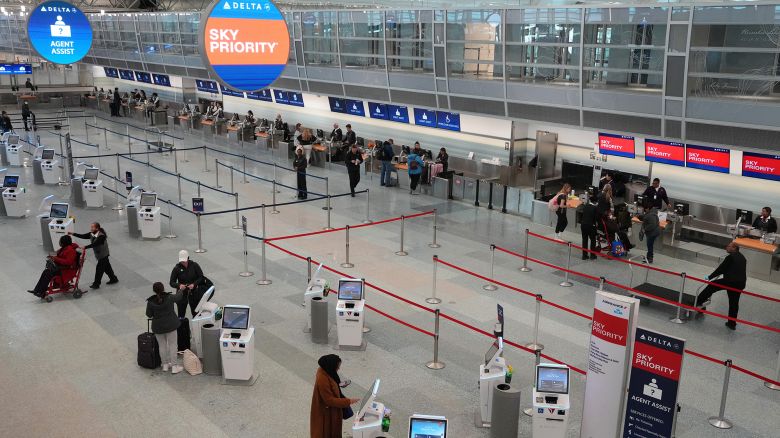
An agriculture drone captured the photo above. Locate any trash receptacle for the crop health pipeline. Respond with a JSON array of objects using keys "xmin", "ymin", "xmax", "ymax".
[
  {"xmin": 70, "ymin": 178, "xmax": 84, "ymax": 208},
  {"xmin": 201, "ymin": 323, "xmax": 222, "ymax": 376},
  {"xmin": 126, "ymin": 203, "xmax": 140, "ymax": 238},
  {"xmin": 311, "ymin": 297, "xmax": 329, "ymax": 344},
  {"xmin": 490, "ymin": 383, "xmax": 521, "ymax": 438}
]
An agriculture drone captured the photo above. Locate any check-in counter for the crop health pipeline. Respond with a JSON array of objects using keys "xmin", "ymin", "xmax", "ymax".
[
  {"xmin": 86, "ymin": 95, "xmax": 98, "ymax": 109},
  {"xmin": 200, "ymin": 118, "xmax": 215, "ymax": 139},
  {"xmin": 132, "ymin": 105, "xmax": 146, "ymax": 123},
  {"xmin": 255, "ymin": 131, "xmax": 271, "ymax": 149},
  {"xmin": 733, "ymin": 237, "xmax": 780, "ymax": 280}
]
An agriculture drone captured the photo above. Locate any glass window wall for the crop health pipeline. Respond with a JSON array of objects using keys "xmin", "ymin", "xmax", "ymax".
[
  {"xmin": 386, "ymin": 10, "xmax": 433, "ymax": 74},
  {"xmin": 302, "ymin": 12, "xmax": 339, "ymax": 67},
  {"xmin": 446, "ymin": 10, "xmax": 503, "ymax": 80}
]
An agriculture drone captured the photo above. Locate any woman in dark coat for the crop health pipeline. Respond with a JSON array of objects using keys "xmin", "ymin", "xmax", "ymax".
[
  {"xmin": 310, "ymin": 354, "xmax": 359, "ymax": 438},
  {"xmin": 293, "ymin": 147, "xmax": 308, "ymax": 199},
  {"xmin": 145, "ymin": 282, "xmax": 184, "ymax": 374}
]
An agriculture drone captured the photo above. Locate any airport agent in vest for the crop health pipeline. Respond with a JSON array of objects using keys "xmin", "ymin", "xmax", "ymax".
[{"xmin": 70, "ymin": 222, "xmax": 119, "ymax": 289}]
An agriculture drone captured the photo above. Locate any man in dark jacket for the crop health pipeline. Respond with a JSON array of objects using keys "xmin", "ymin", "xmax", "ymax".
[
  {"xmin": 752, "ymin": 207, "xmax": 777, "ymax": 234},
  {"xmin": 70, "ymin": 222, "xmax": 118, "ymax": 289},
  {"xmin": 343, "ymin": 124, "xmax": 356, "ymax": 147},
  {"xmin": 330, "ymin": 123, "xmax": 343, "ymax": 143},
  {"xmin": 379, "ymin": 141, "xmax": 395, "ymax": 187},
  {"xmin": 169, "ymin": 249, "xmax": 206, "ymax": 317},
  {"xmin": 695, "ymin": 242, "xmax": 747, "ymax": 330},
  {"xmin": 642, "ymin": 178, "xmax": 672, "ymax": 210},
  {"xmin": 112, "ymin": 87, "xmax": 121, "ymax": 117},
  {"xmin": 0, "ymin": 111, "xmax": 12, "ymax": 133},
  {"xmin": 21, "ymin": 102, "xmax": 34, "ymax": 131},
  {"xmin": 578, "ymin": 196, "xmax": 599, "ymax": 260},
  {"xmin": 344, "ymin": 144, "xmax": 363, "ymax": 197}
]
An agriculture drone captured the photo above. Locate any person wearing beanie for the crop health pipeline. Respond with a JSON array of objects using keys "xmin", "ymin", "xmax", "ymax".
[{"xmin": 168, "ymin": 250, "xmax": 205, "ymax": 318}]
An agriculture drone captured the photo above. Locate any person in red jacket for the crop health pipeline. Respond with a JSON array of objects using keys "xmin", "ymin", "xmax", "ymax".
[{"xmin": 28, "ymin": 235, "xmax": 80, "ymax": 298}]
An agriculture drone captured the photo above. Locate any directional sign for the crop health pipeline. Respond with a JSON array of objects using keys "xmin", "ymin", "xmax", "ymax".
[
  {"xmin": 192, "ymin": 197, "xmax": 205, "ymax": 213},
  {"xmin": 27, "ymin": 1, "xmax": 93, "ymax": 65}
]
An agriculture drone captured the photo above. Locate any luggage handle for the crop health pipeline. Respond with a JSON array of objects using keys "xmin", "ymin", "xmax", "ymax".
[{"xmin": 147, "ymin": 318, "xmax": 152, "ymax": 333}]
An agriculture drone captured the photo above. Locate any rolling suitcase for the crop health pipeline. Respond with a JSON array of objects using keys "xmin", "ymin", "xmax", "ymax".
[
  {"xmin": 138, "ymin": 319, "xmax": 161, "ymax": 369},
  {"xmin": 177, "ymin": 317, "xmax": 191, "ymax": 352}
]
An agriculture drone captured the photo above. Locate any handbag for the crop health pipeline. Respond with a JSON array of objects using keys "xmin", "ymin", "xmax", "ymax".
[
  {"xmin": 638, "ymin": 228, "xmax": 645, "ymax": 241},
  {"xmin": 181, "ymin": 349, "xmax": 203, "ymax": 375},
  {"xmin": 339, "ymin": 388, "xmax": 354, "ymax": 419},
  {"xmin": 45, "ymin": 258, "xmax": 61, "ymax": 274}
]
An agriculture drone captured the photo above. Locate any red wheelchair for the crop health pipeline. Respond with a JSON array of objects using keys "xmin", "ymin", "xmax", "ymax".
[{"xmin": 42, "ymin": 249, "xmax": 87, "ymax": 303}]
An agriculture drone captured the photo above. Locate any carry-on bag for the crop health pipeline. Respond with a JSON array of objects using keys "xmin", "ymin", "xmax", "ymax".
[
  {"xmin": 138, "ymin": 319, "xmax": 161, "ymax": 369},
  {"xmin": 177, "ymin": 317, "xmax": 191, "ymax": 352}
]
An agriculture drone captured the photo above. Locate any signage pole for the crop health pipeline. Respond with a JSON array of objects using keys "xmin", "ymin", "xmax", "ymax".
[
  {"xmin": 483, "ymin": 244, "xmax": 499, "ymax": 291},
  {"xmin": 257, "ymin": 205, "xmax": 272, "ymax": 286},
  {"xmin": 194, "ymin": 213, "xmax": 206, "ymax": 253},
  {"xmin": 239, "ymin": 215, "xmax": 253, "ymax": 277}
]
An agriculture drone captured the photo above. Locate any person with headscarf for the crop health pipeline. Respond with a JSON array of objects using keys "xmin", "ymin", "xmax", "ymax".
[{"xmin": 310, "ymin": 354, "xmax": 359, "ymax": 438}]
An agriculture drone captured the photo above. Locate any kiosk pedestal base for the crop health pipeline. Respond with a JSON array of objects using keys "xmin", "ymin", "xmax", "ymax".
[{"xmin": 336, "ymin": 340, "xmax": 367, "ymax": 351}]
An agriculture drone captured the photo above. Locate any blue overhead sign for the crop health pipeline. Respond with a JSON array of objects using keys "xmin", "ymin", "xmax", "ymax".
[
  {"xmin": 246, "ymin": 89, "xmax": 273, "ymax": 101},
  {"xmin": 368, "ymin": 102, "xmax": 387, "ymax": 120},
  {"xmin": 436, "ymin": 111, "xmax": 460, "ymax": 131},
  {"xmin": 196, "ymin": 79, "xmax": 218, "ymax": 93},
  {"xmin": 0, "ymin": 64, "xmax": 33, "ymax": 75},
  {"xmin": 135, "ymin": 71, "xmax": 152, "ymax": 83},
  {"xmin": 152, "ymin": 74, "xmax": 171, "ymax": 87},
  {"xmin": 388, "ymin": 104, "xmax": 409, "ymax": 124},
  {"xmin": 329, "ymin": 97, "xmax": 346, "ymax": 113},
  {"xmin": 413, "ymin": 108, "xmax": 436, "ymax": 128},
  {"xmin": 104, "ymin": 67, "xmax": 118, "ymax": 78},
  {"xmin": 273, "ymin": 89, "xmax": 289, "ymax": 104},
  {"xmin": 119, "ymin": 69, "xmax": 134, "ymax": 81},
  {"xmin": 345, "ymin": 99, "xmax": 365, "ymax": 117},
  {"xmin": 287, "ymin": 91, "xmax": 304, "ymax": 107},
  {"xmin": 27, "ymin": 1, "xmax": 93, "ymax": 65},
  {"xmin": 220, "ymin": 83, "xmax": 244, "ymax": 97}
]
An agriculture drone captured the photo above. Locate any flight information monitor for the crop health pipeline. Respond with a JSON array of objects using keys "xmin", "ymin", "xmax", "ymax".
[
  {"xmin": 41, "ymin": 149, "xmax": 55, "ymax": 160},
  {"xmin": 536, "ymin": 366, "xmax": 570, "ymax": 394},
  {"xmin": 409, "ymin": 416, "xmax": 448, "ymax": 438},
  {"xmin": 83, "ymin": 168, "xmax": 99, "ymax": 181},
  {"xmin": 139, "ymin": 193, "xmax": 157, "ymax": 207},
  {"xmin": 337, "ymin": 279, "xmax": 364, "ymax": 301},
  {"xmin": 49, "ymin": 203, "xmax": 69, "ymax": 219},
  {"xmin": 3, "ymin": 175, "xmax": 19, "ymax": 188},
  {"xmin": 222, "ymin": 306, "xmax": 250, "ymax": 330}
]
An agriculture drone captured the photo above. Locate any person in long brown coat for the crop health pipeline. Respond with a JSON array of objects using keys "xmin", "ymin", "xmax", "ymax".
[{"xmin": 310, "ymin": 354, "xmax": 359, "ymax": 438}]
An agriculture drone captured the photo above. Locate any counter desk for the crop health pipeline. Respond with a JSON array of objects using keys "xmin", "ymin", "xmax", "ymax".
[{"xmin": 733, "ymin": 237, "xmax": 779, "ymax": 280}]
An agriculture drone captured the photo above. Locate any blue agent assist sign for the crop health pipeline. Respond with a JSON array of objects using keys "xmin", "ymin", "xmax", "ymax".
[
  {"xmin": 622, "ymin": 328, "xmax": 685, "ymax": 438},
  {"xmin": 119, "ymin": 69, "xmax": 135, "ymax": 81},
  {"xmin": 388, "ymin": 104, "xmax": 409, "ymax": 123},
  {"xmin": 197, "ymin": 80, "xmax": 218, "ymax": 93},
  {"xmin": 345, "ymin": 99, "xmax": 365, "ymax": 117},
  {"xmin": 436, "ymin": 111, "xmax": 460, "ymax": 131},
  {"xmin": 287, "ymin": 91, "xmax": 304, "ymax": 107},
  {"xmin": 329, "ymin": 97, "xmax": 346, "ymax": 113},
  {"xmin": 273, "ymin": 89, "xmax": 289, "ymax": 104},
  {"xmin": 27, "ymin": 1, "xmax": 93, "ymax": 65},
  {"xmin": 125, "ymin": 171, "xmax": 133, "ymax": 190},
  {"xmin": 192, "ymin": 197, "xmax": 205, "ymax": 213},
  {"xmin": 413, "ymin": 108, "xmax": 436, "ymax": 128},
  {"xmin": 368, "ymin": 102, "xmax": 387, "ymax": 120},
  {"xmin": 246, "ymin": 89, "xmax": 273, "ymax": 101}
]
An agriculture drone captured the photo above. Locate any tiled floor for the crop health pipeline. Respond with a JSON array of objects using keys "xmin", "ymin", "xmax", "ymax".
[{"xmin": 1, "ymin": 107, "xmax": 778, "ymax": 437}]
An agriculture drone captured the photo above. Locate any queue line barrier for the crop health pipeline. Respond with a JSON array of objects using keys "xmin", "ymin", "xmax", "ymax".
[{"xmin": 205, "ymin": 145, "xmax": 329, "ymax": 182}]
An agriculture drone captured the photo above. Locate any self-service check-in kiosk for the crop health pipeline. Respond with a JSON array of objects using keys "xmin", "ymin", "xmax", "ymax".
[
  {"xmin": 336, "ymin": 278, "xmax": 366, "ymax": 349},
  {"xmin": 125, "ymin": 186, "xmax": 142, "ymax": 238},
  {"xmin": 2, "ymin": 175, "xmax": 26, "ymax": 217},
  {"xmin": 6, "ymin": 139, "xmax": 22, "ymax": 167},
  {"xmin": 48, "ymin": 202, "xmax": 74, "ymax": 249},
  {"xmin": 532, "ymin": 363, "xmax": 570, "ymax": 438},
  {"xmin": 352, "ymin": 379, "xmax": 387, "ymax": 438},
  {"xmin": 220, "ymin": 305, "xmax": 255, "ymax": 381},
  {"xmin": 478, "ymin": 338, "xmax": 507, "ymax": 427},
  {"xmin": 191, "ymin": 286, "xmax": 218, "ymax": 358},
  {"xmin": 304, "ymin": 263, "xmax": 328, "ymax": 333},
  {"xmin": 409, "ymin": 414, "xmax": 448, "ymax": 438},
  {"xmin": 40, "ymin": 149, "xmax": 59, "ymax": 184},
  {"xmin": 137, "ymin": 192, "xmax": 161, "ymax": 239},
  {"xmin": 82, "ymin": 167, "xmax": 104, "ymax": 208}
]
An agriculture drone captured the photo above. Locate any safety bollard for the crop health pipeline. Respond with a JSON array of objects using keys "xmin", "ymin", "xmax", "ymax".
[
  {"xmin": 232, "ymin": 193, "xmax": 241, "ymax": 229},
  {"xmin": 483, "ymin": 244, "xmax": 499, "ymax": 291},
  {"xmin": 426, "ymin": 255, "xmax": 442, "ymax": 304},
  {"xmin": 165, "ymin": 200, "xmax": 177, "ymax": 239},
  {"xmin": 257, "ymin": 204, "xmax": 272, "ymax": 286},
  {"xmin": 341, "ymin": 225, "xmax": 354, "ymax": 268},
  {"xmin": 112, "ymin": 153, "xmax": 123, "ymax": 210},
  {"xmin": 322, "ymin": 177, "xmax": 332, "ymax": 210},
  {"xmin": 425, "ymin": 309, "xmax": 446, "ymax": 370},
  {"xmin": 524, "ymin": 295, "xmax": 544, "ymax": 351},
  {"xmin": 765, "ymin": 351, "xmax": 780, "ymax": 390},
  {"xmin": 519, "ymin": 229, "xmax": 532, "ymax": 272},
  {"xmin": 202, "ymin": 146, "xmax": 210, "ymax": 172},
  {"xmin": 239, "ymin": 215, "xmax": 254, "ymax": 277},
  {"xmin": 395, "ymin": 215, "xmax": 408, "ymax": 256},
  {"xmin": 242, "ymin": 154, "xmax": 248, "ymax": 184},
  {"xmin": 362, "ymin": 188, "xmax": 372, "ymax": 224},
  {"xmin": 103, "ymin": 127, "xmax": 110, "ymax": 151},
  {"xmin": 560, "ymin": 242, "xmax": 574, "ymax": 287},
  {"xmin": 323, "ymin": 196, "xmax": 333, "ymax": 230},
  {"xmin": 523, "ymin": 349, "xmax": 544, "ymax": 416},
  {"xmin": 669, "ymin": 273, "xmax": 688, "ymax": 324},
  {"xmin": 271, "ymin": 181, "xmax": 279, "ymax": 214},
  {"xmin": 195, "ymin": 213, "xmax": 207, "ymax": 253},
  {"xmin": 708, "ymin": 360, "xmax": 734, "ymax": 429},
  {"xmin": 428, "ymin": 209, "xmax": 441, "ymax": 248},
  {"xmin": 176, "ymin": 173, "xmax": 183, "ymax": 206},
  {"xmin": 215, "ymin": 159, "xmax": 221, "ymax": 187}
]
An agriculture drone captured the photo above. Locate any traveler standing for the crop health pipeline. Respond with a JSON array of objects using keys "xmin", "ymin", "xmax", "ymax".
[
  {"xmin": 407, "ymin": 147, "xmax": 424, "ymax": 195},
  {"xmin": 169, "ymin": 250, "xmax": 206, "ymax": 318},
  {"xmin": 553, "ymin": 183, "xmax": 571, "ymax": 241},
  {"xmin": 344, "ymin": 144, "xmax": 363, "ymax": 197},
  {"xmin": 642, "ymin": 178, "xmax": 672, "ymax": 210},
  {"xmin": 310, "ymin": 354, "xmax": 360, "ymax": 438},
  {"xmin": 294, "ymin": 147, "xmax": 308, "ymax": 199},
  {"xmin": 145, "ymin": 282, "xmax": 184, "ymax": 374},
  {"xmin": 578, "ymin": 195, "xmax": 599, "ymax": 260},
  {"xmin": 21, "ymin": 102, "xmax": 34, "ymax": 131},
  {"xmin": 0, "ymin": 111, "xmax": 12, "ymax": 133},
  {"xmin": 695, "ymin": 242, "xmax": 747, "ymax": 330},
  {"xmin": 637, "ymin": 202, "xmax": 661, "ymax": 263},
  {"xmin": 379, "ymin": 141, "xmax": 395, "ymax": 187},
  {"xmin": 70, "ymin": 222, "xmax": 118, "ymax": 289},
  {"xmin": 436, "ymin": 147, "xmax": 449, "ymax": 173},
  {"xmin": 112, "ymin": 87, "xmax": 121, "ymax": 117}
]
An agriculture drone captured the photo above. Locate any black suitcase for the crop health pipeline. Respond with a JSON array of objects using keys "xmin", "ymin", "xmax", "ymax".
[
  {"xmin": 137, "ymin": 319, "xmax": 161, "ymax": 369},
  {"xmin": 177, "ymin": 317, "xmax": 191, "ymax": 352}
]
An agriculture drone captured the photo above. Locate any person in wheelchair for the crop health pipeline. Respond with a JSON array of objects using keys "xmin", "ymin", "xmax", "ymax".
[{"xmin": 28, "ymin": 235, "xmax": 80, "ymax": 298}]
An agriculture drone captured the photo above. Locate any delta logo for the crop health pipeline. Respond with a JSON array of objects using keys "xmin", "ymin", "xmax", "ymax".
[
  {"xmin": 222, "ymin": 1, "xmax": 271, "ymax": 11},
  {"xmin": 41, "ymin": 6, "xmax": 75, "ymax": 13}
]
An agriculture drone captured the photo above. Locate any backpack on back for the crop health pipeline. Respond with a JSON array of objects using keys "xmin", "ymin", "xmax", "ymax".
[
  {"xmin": 409, "ymin": 158, "xmax": 419, "ymax": 170},
  {"xmin": 548, "ymin": 195, "xmax": 560, "ymax": 212}
]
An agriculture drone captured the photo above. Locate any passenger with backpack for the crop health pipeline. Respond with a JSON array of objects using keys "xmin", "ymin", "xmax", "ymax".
[
  {"xmin": 145, "ymin": 282, "xmax": 184, "ymax": 374},
  {"xmin": 407, "ymin": 147, "xmax": 425, "ymax": 195},
  {"xmin": 548, "ymin": 183, "xmax": 571, "ymax": 241},
  {"xmin": 378, "ymin": 141, "xmax": 395, "ymax": 187}
]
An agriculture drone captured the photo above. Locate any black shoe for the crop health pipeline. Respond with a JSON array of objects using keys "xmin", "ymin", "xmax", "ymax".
[
  {"xmin": 725, "ymin": 322, "xmax": 736, "ymax": 330},
  {"xmin": 695, "ymin": 307, "xmax": 706, "ymax": 319},
  {"xmin": 107, "ymin": 278, "xmax": 118, "ymax": 285},
  {"xmin": 380, "ymin": 183, "xmax": 386, "ymax": 186},
  {"xmin": 647, "ymin": 258, "xmax": 653, "ymax": 264},
  {"xmin": 590, "ymin": 255, "xmax": 597, "ymax": 260},
  {"xmin": 582, "ymin": 255, "xmax": 589, "ymax": 260},
  {"xmin": 90, "ymin": 284, "xmax": 100, "ymax": 290},
  {"xmin": 27, "ymin": 290, "xmax": 36, "ymax": 294}
]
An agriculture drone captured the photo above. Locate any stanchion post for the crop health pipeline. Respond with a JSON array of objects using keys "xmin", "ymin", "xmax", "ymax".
[
  {"xmin": 195, "ymin": 213, "xmax": 207, "ymax": 253},
  {"xmin": 242, "ymin": 154, "xmax": 248, "ymax": 183},
  {"xmin": 197, "ymin": 181, "xmax": 201, "ymax": 198},
  {"xmin": 232, "ymin": 193, "xmax": 241, "ymax": 229},
  {"xmin": 202, "ymin": 146, "xmax": 210, "ymax": 172},
  {"xmin": 85, "ymin": 117, "xmax": 89, "ymax": 142},
  {"xmin": 103, "ymin": 126, "xmax": 110, "ymax": 151},
  {"xmin": 708, "ymin": 360, "xmax": 734, "ymax": 429},
  {"xmin": 165, "ymin": 200, "xmax": 177, "ymax": 239},
  {"xmin": 323, "ymin": 196, "xmax": 333, "ymax": 230},
  {"xmin": 239, "ymin": 215, "xmax": 254, "ymax": 277},
  {"xmin": 599, "ymin": 276, "xmax": 605, "ymax": 291},
  {"xmin": 341, "ymin": 225, "xmax": 354, "ymax": 268},
  {"xmin": 230, "ymin": 165, "xmax": 235, "ymax": 193},
  {"xmin": 395, "ymin": 215, "xmax": 408, "ymax": 256},
  {"xmin": 519, "ymin": 228, "xmax": 532, "ymax": 272},
  {"xmin": 670, "ymin": 272, "xmax": 688, "ymax": 324},
  {"xmin": 322, "ymin": 177, "xmax": 331, "ymax": 210},
  {"xmin": 425, "ymin": 309, "xmax": 445, "ymax": 370},
  {"xmin": 362, "ymin": 188, "xmax": 372, "ymax": 224},
  {"xmin": 215, "ymin": 158, "xmax": 220, "ymax": 187},
  {"xmin": 126, "ymin": 125, "xmax": 131, "ymax": 153},
  {"xmin": 173, "ymin": 148, "xmax": 179, "ymax": 175},
  {"xmin": 483, "ymin": 244, "xmax": 498, "ymax": 291},
  {"xmin": 176, "ymin": 173, "xmax": 183, "ymax": 206},
  {"xmin": 257, "ymin": 205, "xmax": 272, "ymax": 285},
  {"xmin": 307, "ymin": 257, "xmax": 312, "ymax": 284},
  {"xmin": 765, "ymin": 350, "xmax": 780, "ymax": 391},
  {"xmin": 112, "ymin": 153, "xmax": 123, "ymax": 210},
  {"xmin": 560, "ymin": 242, "xmax": 574, "ymax": 287},
  {"xmin": 271, "ymin": 181, "xmax": 279, "ymax": 214},
  {"xmin": 524, "ymin": 294, "xmax": 545, "ymax": 351},
  {"xmin": 428, "ymin": 209, "xmax": 441, "ymax": 248},
  {"xmin": 426, "ymin": 255, "xmax": 442, "ymax": 304},
  {"xmin": 272, "ymin": 163, "xmax": 279, "ymax": 193}
]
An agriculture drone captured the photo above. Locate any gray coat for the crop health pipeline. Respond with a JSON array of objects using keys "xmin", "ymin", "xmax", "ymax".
[
  {"xmin": 145, "ymin": 290, "xmax": 184, "ymax": 334},
  {"xmin": 640, "ymin": 208, "xmax": 661, "ymax": 238},
  {"xmin": 73, "ymin": 230, "xmax": 110, "ymax": 260}
]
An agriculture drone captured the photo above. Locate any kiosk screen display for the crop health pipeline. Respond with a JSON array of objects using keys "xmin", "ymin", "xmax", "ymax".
[
  {"xmin": 356, "ymin": 379, "xmax": 380, "ymax": 418},
  {"xmin": 536, "ymin": 366, "xmax": 569, "ymax": 394},
  {"xmin": 41, "ymin": 149, "xmax": 55, "ymax": 160},
  {"xmin": 222, "ymin": 306, "xmax": 250, "ymax": 330},
  {"xmin": 337, "ymin": 280, "xmax": 363, "ymax": 300},
  {"xmin": 84, "ymin": 168, "xmax": 99, "ymax": 181},
  {"xmin": 3, "ymin": 175, "xmax": 19, "ymax": 188},
  {"xmin": 409, "ymin": 417, "xmax": 447, "ymax": 438},
  {"xmin": 139, "ymin": 193, "xmax": 157, "ymax": 207},
  {"xmin": 484, "ymin": 341, "xmax": 499, "ymax": 366},
  {"xmin": 49, "ymin": 203, "xmax": 69, "ymax": 219}
]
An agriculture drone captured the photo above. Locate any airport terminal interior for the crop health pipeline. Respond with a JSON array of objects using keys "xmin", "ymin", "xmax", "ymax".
[{"xmin": 1, "ymin": 0, "xmax": 779, "ymax": 437}]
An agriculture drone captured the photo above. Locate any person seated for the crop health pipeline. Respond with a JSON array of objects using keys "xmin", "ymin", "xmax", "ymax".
[
  {"xmin": 27, "ymin": 235, "xmax": 80, "ymax": 298},
  {"xmin": 245, "ymin": 110, "xmax": 256, "ymax": 125},
  {"xmin": 752, "ymin": 207, "xmax": 778, "ymax": 234},
  {"xmin": 228, "ymin": 113, "xmax": 240, "ymax": 126}
]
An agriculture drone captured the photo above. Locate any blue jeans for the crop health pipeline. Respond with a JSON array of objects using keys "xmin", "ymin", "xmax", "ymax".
[
  {"xmin": 646, "ymin": 234, "xmax": 658, "ymax": 260},
  {"xmin": 380, "ymin": 160, "xmax": 392, "ymax": 185}
]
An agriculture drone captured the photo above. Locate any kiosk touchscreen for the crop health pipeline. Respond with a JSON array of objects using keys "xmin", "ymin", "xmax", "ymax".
[
  {"xmin": 304, "ymin": 263, "xmax": 328, "ymax": 332},
  {"xmin": 352, "ymin": 379, "xmax": 386, "ymax": 438},
  {"xmin": 41, "ymin": 149, "xmax": 55, "ymax": 160},
  {"xmin": 2, "ymin": 174, "xmax": 25, "ymax": 217},
  {"xmin": 82, "ymin": 168, "xmax": 104, "ymax": 208},
  {"xmin": 477, "ymin": 337, "xmax": 507, "ymax": 427},
  {"xmin": 40, "ymin": 149, "xmax": 59, "ymax": 184},
  {"xmin": 191, "ymin": 286, "xmax": 218, "ymax": 358},
  {"xmin": 137, "ymin": 192, "xmax": 161, "ymax": 239},
  {"xmin": 531, "ymin": 363, "xmax": 570, "ymax": 438},
  {"xmin": 220, "ymin": 305, "xmax": 255, "ymax": 381},
  {"xmin": 336, "ymin": 278, "xmax": 366, "ymax": 349},
  {"xmin": 48, "ymin": 202, "xmax": 74, "ymax": 248},
  {"xmin": 409, "ymin": 415, "xmax": 448, "ymax": 438}
]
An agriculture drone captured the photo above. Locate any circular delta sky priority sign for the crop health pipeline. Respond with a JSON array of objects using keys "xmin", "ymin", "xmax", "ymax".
[
  {"xmin": 27, "ymin": 1, "xmax": 93, "ymax": 65},
  {"xmin": 201, "ymin": 0, "xmax": 290, "ymax": 92}
]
